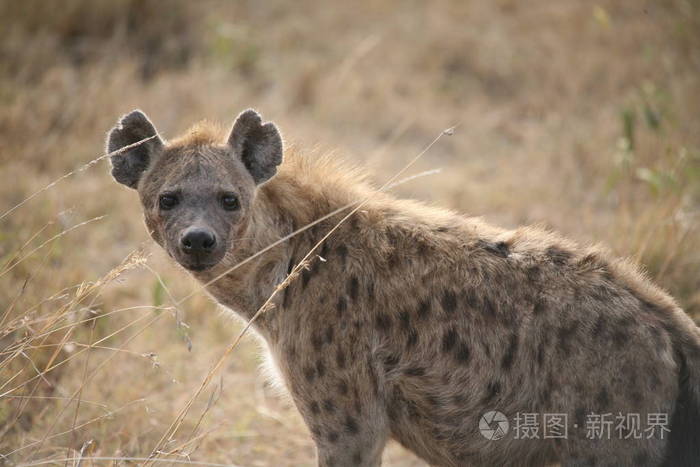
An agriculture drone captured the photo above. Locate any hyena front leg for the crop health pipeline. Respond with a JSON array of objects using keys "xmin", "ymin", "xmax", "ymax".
[
  {"xmin": 312, "ymin": 413, "xmax": 388, "ymax": 467},
  {"xmin": 281, "ymin": 348, "xmax": 389, "ymax": 466},
  {"xmin": 298, "ymin": 383, "xmax": 388, "ymax": 467}
]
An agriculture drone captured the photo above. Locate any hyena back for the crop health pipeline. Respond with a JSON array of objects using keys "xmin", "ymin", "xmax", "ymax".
[{"xmin": 107, "ymin": 109, "xmax": 700, "ymax": 467}]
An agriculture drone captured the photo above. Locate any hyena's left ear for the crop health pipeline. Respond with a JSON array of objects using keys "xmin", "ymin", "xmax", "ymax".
[
  {"xmin": 227, "ymin": 109, "xmax": 283, "ymax": 185},
  {"xmin": 106, "ymin": 110, "xmax": 164, "ymax": 189}
]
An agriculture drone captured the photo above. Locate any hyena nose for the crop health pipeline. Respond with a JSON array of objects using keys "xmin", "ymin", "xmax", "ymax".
[{"xmin": 181, "ymin": 228, "xmax": 216, "ymax": 254}]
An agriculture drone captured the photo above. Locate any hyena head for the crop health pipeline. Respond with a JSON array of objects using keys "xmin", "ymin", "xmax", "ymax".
[{"xmin": 106, "ymin": 109, "xmax": 283, "ymax": 271}]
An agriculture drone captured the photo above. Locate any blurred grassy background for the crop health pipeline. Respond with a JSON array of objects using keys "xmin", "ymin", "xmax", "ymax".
[{"xmin": 0, "ymin": 0, "xmax": 698, "ymax": 465}]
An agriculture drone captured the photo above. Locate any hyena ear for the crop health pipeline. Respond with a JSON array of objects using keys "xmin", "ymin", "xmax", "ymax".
[
  {"xmin": 106, "ymin": 110, "xmax": 164, "ymax": 189},
  {"xmin": 227, "ymin": 109, "xmax": 283, "ymax": 185}
]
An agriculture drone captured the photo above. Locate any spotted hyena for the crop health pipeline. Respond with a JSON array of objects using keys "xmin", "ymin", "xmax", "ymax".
[{"xmin": 107, "ymin": 109, "xmax": 700, "ymax": 467}]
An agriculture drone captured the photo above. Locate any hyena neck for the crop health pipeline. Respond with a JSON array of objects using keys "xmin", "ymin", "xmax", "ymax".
[{"xmin": 195, "ymin": 153, "xmax": 369, "ymax": 333}]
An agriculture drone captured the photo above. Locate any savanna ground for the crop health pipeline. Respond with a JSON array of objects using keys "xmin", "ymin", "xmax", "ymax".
[{"xmin": 1, "ymin": 1, "xmax": 699, "ymax": 466}]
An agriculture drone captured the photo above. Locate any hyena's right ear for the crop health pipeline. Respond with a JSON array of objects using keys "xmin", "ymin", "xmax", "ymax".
[{"xmin": 106, "ymin": 110, "xmax": 164, "ymax": 189}]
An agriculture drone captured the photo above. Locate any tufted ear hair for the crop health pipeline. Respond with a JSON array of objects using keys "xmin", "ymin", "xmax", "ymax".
[
  {"xmin": 227, "ymin": 109, "xmax": 283, "ymax": 185},
  {"xmin": 106, "ymin": 110, "xmax": 164, "ymax": 189}
]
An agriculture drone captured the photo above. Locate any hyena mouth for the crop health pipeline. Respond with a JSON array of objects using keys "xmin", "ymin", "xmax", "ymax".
[{"xmin": 181, "ymin": 260, "xmax": 218, "ymax": 272}]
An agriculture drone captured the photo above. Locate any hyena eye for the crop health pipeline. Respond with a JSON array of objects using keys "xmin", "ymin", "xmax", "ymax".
[
  {"xmin": 158, "ymin": 194, "xmax": 179, "ymax": 210},
  {"xmin": 221, "ymin": 193, "xmax": 240, "ymax": 211}
]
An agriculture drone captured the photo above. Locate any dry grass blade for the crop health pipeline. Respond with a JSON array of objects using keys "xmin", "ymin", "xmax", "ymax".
[
  {"xmin": 8, "ymin": 310, "xmax": 165, "ymax": 462},
  {"xmin": 5, "ymin": 399, "xmax": 147, "ymax": 458},
  {"xmin": 0, "ymin": 136, "xmax": 157, "ymax": 222},
  {"xmin": 0, "ymin": 306, "xmax": 159, "ymax": 398},
  {"xmin": 0, "ymin": 251, "xmax": 147, "ymax": 374},
  {"xmin": 0, "ymin": 216, "xmax": 107, "ymax": 278}
]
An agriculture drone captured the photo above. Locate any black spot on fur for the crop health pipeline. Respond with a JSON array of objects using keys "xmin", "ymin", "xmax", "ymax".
[
  {"xmin": 455, "ymin": 342, "xmax": 470, "ymax": 364},
  {"xmin": 482, "ymin": 296, "xmax": 497, "ymax": 316},
  {"xmin": 533, "ymin": 298, "xmax": 546, "ymax": 316},
  {"xmin": 480, "ymin": 240, "xmax": 510, "ymax": 258},
  {"xmin": 282, "ymin": 259, "xmax": 294, "ymax": 308},
  {"xmin": 425, "ymin": 394, "xmax": 440, "ymax": 407},
  {"xmin": 398, "ymin": 310, "xmax": 411, "ymax": 329},
  {"xmin": 406, "ymin": 329, "xmax": 419, "ymax": 349},
  {"xmin": 463, "ymin": 287, "xmax": 480, "ymax": 309},
  {"xmin": 352, "ymin": 451, "xmax": 362, "ymax": 464},
  {"xmin": 383, "ymin": 353, "xmax": 400, "ymax": 371},
  {"xmin": 348, "ymin": 276, "xmax": 359, "ymax": 301},
  {"xmin": 405, "ymin": 366, "xmax": 426, "ymax": 377},
  {"xmin": 325, "ymin": 326, "xmax": 334, "ymax": 344},
  {"xmin": 304, "ymin": 365, "xmax": 316, "ymax": 382},
  {"xmin": 336, "ymin": 244, "xmax": 348, "ymax": 265},
  {"xmin": 322, "ymin": 399, "xmax": 336, "ymax": 413},
  {"xmin": 387, "ymin": 249, "xmax": 401, "ymax": 269},
  {"xmin": 482, "ymin": 339, "xmax": 492, "ymax": 358},
  {"xmin": 375, "ymin": 313, "xmax": 391, "ymax": 332},
  {"xmin": 336, "ymin": 296, "xmax": 347, "ymax": 314},
  {"xmin": 310, "ymin": 401, "xmax": 320, "ymax": 414},
  {"xmin": 592, "ymin": 314, "xmax": 606, "ymax": 337},
  {"xmin": 501, "ymin": 332, "xmax": 518, "ymax": 370},
  {"xmin": 319, "ymin": 241, "xmax": 330, "ymax": 260},
  {"xmin": 417, "ymin": 299, "xmax": 431, "ymax": 319},
  {"xmin": 536, "ymin": 336, "xmax": 548, "ymax": 367},
  {"xmin": 620, "ymin": 311, "xmax": 635, "ymax": 325},
  {"xmin": 327, "ymin": 431, "xmax": 339, "ymax": 443},
  {"xmin": 282, "ymin": 285, "xmax": 293, "ymax": 309},
  {"xmin": 483, "ymin": 381, "xmax": 501, "ymax": 403},
  {"xmin": 417, "ymin": 241, "xmax": 429, "ymax": 257},
  {"xmin": 442, "ymin": 328, "xmax": 458, "ymax": 353},
  {"xmin": 344, "ymin": 415, "xmax": 359, "ymax": 434},
  {"xmin": 388, "ymin": 387, "xmax": 405, "ymax": 421},
  {"xmin": 441, "ymin": 290, "xmax": 458, "ymax": 314},
  {"xmin": 338, "ymin": 379, "xmax": 349, "ymax": 395},
  {"xmin": 367, "ymin": 360, "xmax": 380, "ymax": 396},
  {"xmin": 611, "ymin": 328, "xmax": 628, "ymax": 349},
  {"xmin": 557, "ymin": 320, "xmax": 580, "ymax": 354},
  {"xmin": 316, "ymin": 360, "xmax": 326, "ymax": 378},
  {"xmin": 311, "ymin": 332, "xmax": 324, "ymax": 352},
  {"xmin": 540, "ymin": 385, "xmax": 552, "ymax": 405},
  {"xmin": 336, "ymin": 348, "xmax": 346, "ymax": 369},
  {"xmin": 310, "ymin": 425, "xmax": 322, "ymax": 438},
  {"xmin": 301, "ymin": 269, "xmax": 312, "ymax": 289},
  {"xmin": 546, "ymin": 246, "xmax": 573, "ymax": 265}
]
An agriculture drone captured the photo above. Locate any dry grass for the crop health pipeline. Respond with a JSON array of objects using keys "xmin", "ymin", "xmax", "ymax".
[{"xmin": 1, "ymin": 0, "xmax": 699, "ymax": 465}]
